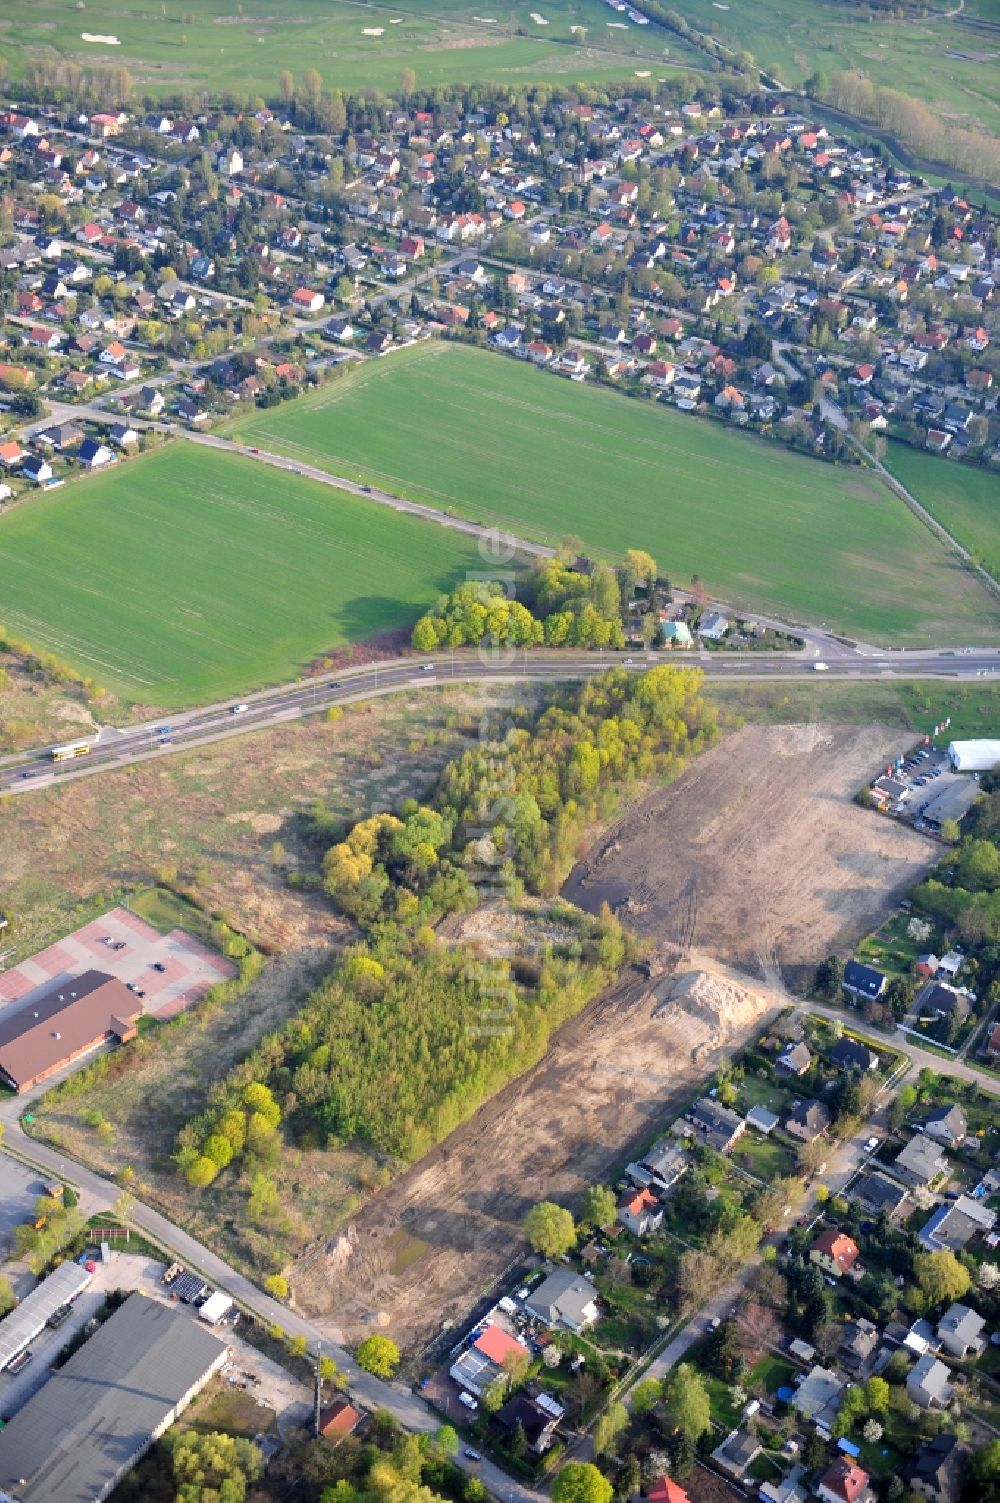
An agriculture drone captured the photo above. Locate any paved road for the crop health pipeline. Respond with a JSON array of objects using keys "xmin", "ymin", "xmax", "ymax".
[
  {"xmin": 0, "ymin": 1113, "xmax": 545, "ymax": 1501},
  {"xmin": 4, "ymin": 643, "xmax": 1000, "ymax": 794}
]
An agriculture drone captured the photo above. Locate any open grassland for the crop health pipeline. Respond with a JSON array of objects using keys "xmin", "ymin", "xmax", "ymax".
[
  {"xmin": 0, "ymin": 442, "xmax": 484, "ymax": 705},
  {"xmin": 1, "ymin": 0, "xmax": 700, "ymax": 97},
  {"xmin": 887, "ymin": 443, "xmax": 1000, "ymax": 585},
  {"xmin": 230, "ymin": 342, "xmax": 998, "ymax": 645},
  {"xmin": 707, "ymin": 678, "xmax": 1000, "ymax": 741},
  {"xmin": 669, "ymin": 0, "xmax": 1000, "ymax": 136},
  {"xmin": 0, "ymin": 685, "xmax": 491, "ymax": 956}
]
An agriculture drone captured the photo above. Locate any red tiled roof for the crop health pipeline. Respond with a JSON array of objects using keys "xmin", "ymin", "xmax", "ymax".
[
  {"xmin": 812, "ymin": 1228, "xmax": 859, "ymax": 1271},
  {"xmin": 648, "ymin": 1477, "xmax": 691, "ymax": 1503},
  {"xmin": 819, "ymin": 1458, "xmax": 870, "ymax": 1502},
  {"xmin": 473, "ymin": 1324, "xmax": 530, "ymax": 1365}
]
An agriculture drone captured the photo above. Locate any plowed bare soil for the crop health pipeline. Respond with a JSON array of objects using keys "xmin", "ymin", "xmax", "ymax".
[{"xmin": 291, "ymin": 724, "xmax": 935, "ymax": 1353}]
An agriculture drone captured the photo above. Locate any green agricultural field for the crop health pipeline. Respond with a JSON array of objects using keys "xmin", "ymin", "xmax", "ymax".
[
  {"xmin": 229, "ymin": 341, "xmax": 999, "ymax": 645},
  {"xmin": 1, "ymin": 0, "xmax": 702, "ymax": 98},
  {"xmin": 0, "ymin": 443, "xmax": 484, "ymax": 705},
  {"xmin": 668, "ymin": 0, "xmax": 1000, "ymax": 137},
  {"xmin": 887, "ymin": 442, "xmax": 1000, "ymax": 586}
]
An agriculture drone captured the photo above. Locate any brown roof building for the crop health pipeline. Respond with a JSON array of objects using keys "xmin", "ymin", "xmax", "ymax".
[
  {"xmin": 0, "ymin": 970, "xmax": 140, "ymax": 1092},
  {"xmin": 318, "ymin": 1396, "xmax": 361, "ymax": 1441}
]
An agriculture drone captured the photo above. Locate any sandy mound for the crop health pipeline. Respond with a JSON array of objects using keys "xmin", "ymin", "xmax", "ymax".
[{"xmin": 652, "ymin": 954, "xmax": 777, "ymax": 1063}]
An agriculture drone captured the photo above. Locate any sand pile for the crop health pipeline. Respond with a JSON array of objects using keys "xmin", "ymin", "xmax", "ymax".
[{"xmin": 653, "ymin": 959, "xmax": 773, "ymax": 1061}]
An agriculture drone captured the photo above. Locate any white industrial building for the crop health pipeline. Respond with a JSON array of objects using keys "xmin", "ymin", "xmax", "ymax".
[{"xmin": 948, "ymin": 740, "xmax": 1000, "ymax": 773}]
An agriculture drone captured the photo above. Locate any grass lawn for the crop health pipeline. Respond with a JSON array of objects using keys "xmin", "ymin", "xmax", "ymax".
[
  {"xmin": 857, "ymin": 912, "xmax": 923, "ymax": 980},
  {"xmin": 0, "ymin": 441, "xmax": 485, "ymax": 705},
  {"xmin": 748, "ymin": 1353, "xmax": 796, "ymax": 1393},
  {"xmin": 731, "ymin": 1134, "xmax": 796, "ymax": 1181},
  {"xmin": 735, "ymin": 1073, "xmax": 796, "ymax": 1119},
  {"xmin": 3, "ymin": 0, "xmax": 702, "ymax": 98},
  {"xmin": 887, "ymin": 444, "xmax": 1000, "ymax": 586},
  {"xmin": 707, "ymin": 678, "xmax": 1000, "ymax": 738},
  {"xmin": 183, "ymin": 1379, "xmax": 277, "ymax": 1438},
  {"xmin": 703, "ymin": 1373, "xmax": 744, "ymax": 1432},
  {"xmin": 668, "ymin": 0, "xmax": 1000, "ymax": 137},
  {"xmin": 128, "ymin": 885, "xmax": 217, "ymax": 944},
  {"xmin": 230, "ymin": 342, "xmax": 997, "ymax": 645}
]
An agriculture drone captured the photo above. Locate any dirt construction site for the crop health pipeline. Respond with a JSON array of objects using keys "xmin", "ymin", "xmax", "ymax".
[{"xmin": 292, "ymin": 723, "xmax": 937, "ymax": 1353}]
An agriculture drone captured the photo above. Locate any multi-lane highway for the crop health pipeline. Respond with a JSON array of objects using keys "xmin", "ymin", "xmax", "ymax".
[{"xmin": 3, "ymin": 644, "xmax": 1000, "ymax": 797}]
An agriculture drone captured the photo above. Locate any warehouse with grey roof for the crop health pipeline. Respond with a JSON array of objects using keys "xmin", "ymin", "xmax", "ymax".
[{"xmin": 0, "ymin": 1292, "xmax": 227, "ymax": 1503}]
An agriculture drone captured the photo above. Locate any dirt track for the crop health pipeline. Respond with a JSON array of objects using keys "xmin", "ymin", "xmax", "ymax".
[
  {"xmin": 292, "ymin": 723, "xmax": 937, "ymax": 1352},
  {"xmin": 565, "ymin": 723, "xmax": 936, "ymax": 988}
]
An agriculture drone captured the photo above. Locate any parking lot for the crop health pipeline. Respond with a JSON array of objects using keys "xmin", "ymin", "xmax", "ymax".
[
  {"xmin": 876, "ymin": 747, "xmax": 981, "ymax": 832},
  {"xmin": 0, "ymin": 1248, "xmax": 311, "ymax": 1430},
  {"xmin": 0, "ymin": 905, "xmax": 236, "ymax": 1022},
  {"xmin": 0, "ymin": 1159, "xmax": 43, "ymax": 1262}
]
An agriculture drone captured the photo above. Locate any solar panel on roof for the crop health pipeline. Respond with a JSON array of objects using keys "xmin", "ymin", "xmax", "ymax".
[{"xmin": 172, "ymin": 1272, "xmax": 208, "ymax": 1304}]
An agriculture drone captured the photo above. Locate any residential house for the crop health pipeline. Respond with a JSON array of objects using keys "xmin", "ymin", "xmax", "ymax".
[
  {"xmin": 830, "ymin": 1037, "xmax": 879, "ymax": 1073},
  {"xmin": 325, "ymin": 317, "xmax": 356, "ymax": 343},
  {"xmin": 525, "ymin": 1269, "xmax": 599, "ymax": 1332},
  {"xmin": 449, "ymin": 1323, "xmax": 530, "ymax": 1396},
  {"xmin": 661, "ymin": 621, "xmax": 693, "ymax": 648},
  {"xmin": 625, "ymin": 1139, "xmax": 687, "ymax": 1195},
  {"xmin": 99, "ymin": 341, "xmax": 140, "ymax": 379},
  {"xmin": 318, "ymin": 1397, "xmax": 361, "ymax": 1442},
  {"xmin": 36, "ymin": 422, "xmax": 83, "ymax": 452},
  {"xmin": 746, "ymin": 1105, "xmax": 779, "ymax": 1135},
  {"xmin": 137, "ymin": 386, "xmax": 165, "ymax": 416},
  {"xmin": 906, "ymin": 1434, "xmax": 968, "ymax": 1503},
  {"xmin": 839, "ymin": 1318, "xmax": 879, "ymax": 1374},
  {"xmin": 917, "ymin": 984, "xmax": 970, "ymax": 1028},
  {"xmin": 810, "ymin": 1228, "xmax": 860, "ymax": 1279},
  {"xmin": 711, "ymin": 1428, "xmax": 762, "ymax": 1480},
  {"xmin": 759, "ymin": 1465, "xmax": 809, "ymax": 1503},
  {"xmin": 77, "ymin": 438, "xmax": 114, "ymax": 470},
  {"xmin": 791, "ymin": 1365, "xmax": 843, "ymax": 1427},
  {"xmin": 647, "ymin": 1478, "xmax": 692, "ymax": 1503},
  {"xmin": 777, "ymin": 1042, "xmax": 812, "ymax": 1076},
  {"xmin": 291, "ymin": 288, "xmax": 325, "ymax": 314},
  {"xmin": 907, "ymin": 1354, "xmax": 952, "ymax": 1409},
  {"xmin": 20, "ymin": 454, "xmax": 53, "ymax": 485},
  {"xmin": 785, "ymin": 1099, "xmax": 831, "ymax": 1143},
  {"xmin": 617, "ymin": 1187, "xmax": 663, "ymax": 1237},
  {"xmin": 936, "ymin": 1303, "xmax": 986, "ymax": 1360},
  {"xmin": 495, "ymin": 1393, "xmax": 561, "ymax": 1454},
  {"xmin": 108, "ymin": 422, "xmax": 139, "ymax": 449},
  {"xmin": 697, "ymin": 611, "xmax": 729, "ymax": 640},
  {"xmin": 684, "ymin": 1097, "xmax": 745, "ymax": 1153},
  {"xmin": 921, "ymin": 1105, "xmax": 967, "ymax": 1148},
  {"xmin": 0, "ymin": 441, "xmax": 25, "ymax": 470},
  {"xmin": 24, "ymin": 325, "xmax": 61, "ymax": 352},
  {"xmin": 891, "ymin": 1135, "xmax": 949, "ymax": 1189},
  {"xmin": 936, "ymin": 951, "xmax": 964, "ymax": 981},
  {"xmin": 841, "ymin": 962, "xmax": 886, "ymax": 1003},
  {"xmin": 815, "ymin": 1459, "xmax": 874, "ymax": 1503}
]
